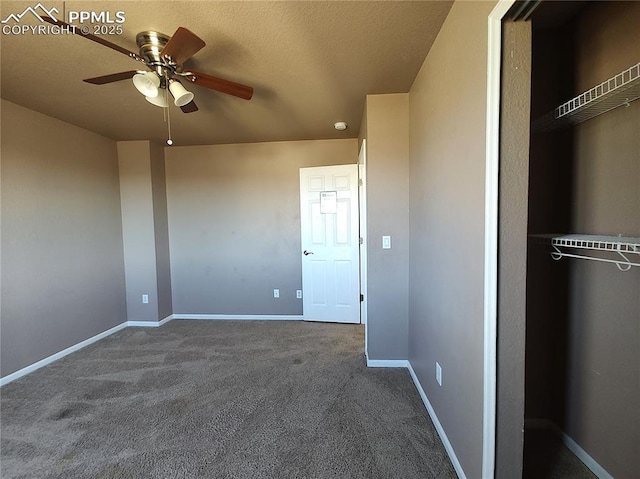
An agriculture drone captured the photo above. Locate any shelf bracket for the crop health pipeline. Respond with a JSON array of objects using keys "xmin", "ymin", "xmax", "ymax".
[
  {"xmin": 615, "ymin": 250, "xmax": 633, "ymax": 272},
  {"xmin": 538, "ymin": 234, "xmax": 640, "ymax": 272},
  {"xmin": 548, "ymin": 249, "xmax": 639, "ymax": 270}
]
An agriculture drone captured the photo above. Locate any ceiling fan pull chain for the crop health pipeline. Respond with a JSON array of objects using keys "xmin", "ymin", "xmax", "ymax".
[
  {"xmin": 166, "ymin": 99, "xmax": 173, "ymax": 146},
  {"xmin": 165, "ymin": 73, "xmax": 173, "ymax": 146}
]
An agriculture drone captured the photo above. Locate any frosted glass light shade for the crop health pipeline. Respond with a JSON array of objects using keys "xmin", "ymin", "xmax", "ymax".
[
  {"xmin": 145, "ymin": 91, "xmax": 169, "ymax": 107},
  {"xmin": 169, "ymin": 80, "xmax": 194, "ymax": 107},
  {"xmin": 133, "ymin": 72, "xmax": 160, "ymax": 98}
]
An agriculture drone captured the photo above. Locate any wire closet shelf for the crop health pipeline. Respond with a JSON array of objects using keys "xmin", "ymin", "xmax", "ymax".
[
  {"xmin": 533, "ymin": 62, "xmax": 640, "ymax": 131},
  {"xmin": 530, "ymin": 234, "xmax": 640, "ymax": 272}
]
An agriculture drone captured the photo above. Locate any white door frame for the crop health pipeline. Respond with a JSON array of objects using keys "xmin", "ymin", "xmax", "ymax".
[
  {"xmin": 358, "ymin": 140, "xmax": 368, "ymax": 355},
  {"xmin": 484, "ymin": 1, "xmax": 516, "ymax": 478}
]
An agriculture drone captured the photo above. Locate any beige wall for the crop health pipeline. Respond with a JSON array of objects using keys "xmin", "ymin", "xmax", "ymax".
[
  {"xmin": 361, "ymin": 94, "xmax": 410, "ymax": 359},
  {"xmin": 164, "ymin": 139, "xmax": 357, "ymax": 315},
  {"xmin": 407, "ymin": 2, "xmax": 496, "ymax": 477},
  {"xmin": 564, "ymin": 3, "xmax": 638, "ymax": 476},
  {"xmin": 0, "ymin": 100, "xmax": 126, "ymax": 377},
  {"xmin": 117, "ymin": 140, "xmax": 172, "ymax": 322},
  {"xmin": 118, "ymin": 141, "xmax": 159, "ymax": 321},
  {"xmin": 150, "ymin": 141, "xmax": 173, "ymax": 320}
]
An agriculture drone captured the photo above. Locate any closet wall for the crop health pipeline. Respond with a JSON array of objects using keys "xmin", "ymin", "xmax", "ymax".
[{"xmin": 526, "ymin": 2, "xmax": 639, "ymax": 478}]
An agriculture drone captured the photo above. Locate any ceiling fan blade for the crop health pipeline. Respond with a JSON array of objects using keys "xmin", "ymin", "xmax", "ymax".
[
  {"xmin": 83, "ymin": 71, "xmax": 140, "ymax": 85},
  {"xmin": 161, "ymin": 27, "xmax": 206, "ymax": 65},
  {"xmin": 180, "ymin": 101, "xmax": 199, "ymax": 113},
  {"xmin": 41, "ymin": 16, "xmax": 140, "ymax": 61},
  {"xmin": 184, "ymin": 71, "xmax": 254, "ymax": 100}
]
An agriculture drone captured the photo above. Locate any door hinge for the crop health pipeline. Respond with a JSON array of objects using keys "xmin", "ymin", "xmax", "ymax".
[
  {"xmin": 360, "ymin": 294, "xmax": 364, "ymax": 302},
  {"xmin": 358, "ymin": 179, "xmax": 363, "ymax": 186},
  {"xmin": 359, "ymin": 237, "xmax": 364, "ymax": 245}
]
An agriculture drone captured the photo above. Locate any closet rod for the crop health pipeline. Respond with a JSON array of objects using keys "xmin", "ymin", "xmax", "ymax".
[{"xmin": 530, "ymin": 234, "xmax": 640, "ymax": 271}]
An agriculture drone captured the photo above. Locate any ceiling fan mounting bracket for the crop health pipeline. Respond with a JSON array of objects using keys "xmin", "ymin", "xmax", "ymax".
[
  {"xmin": 176, "ymin": 72, "xmax": 197, "ymax": 82},
  {"xmin": 135, "ymin": 31, "xmax": 180, "ymax": 71}
]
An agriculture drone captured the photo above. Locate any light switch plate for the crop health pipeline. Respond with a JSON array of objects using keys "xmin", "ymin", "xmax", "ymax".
[{"xmin": 382, "ymin": 236, "xmax": 391, "ymax": 249}]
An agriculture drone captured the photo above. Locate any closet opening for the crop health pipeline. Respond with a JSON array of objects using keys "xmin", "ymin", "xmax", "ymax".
[{"xmin": 511, "ymin": 1, "xmax": 639, "ymax": 478}]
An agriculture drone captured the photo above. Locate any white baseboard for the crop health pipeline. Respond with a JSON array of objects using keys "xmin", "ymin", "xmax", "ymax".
[
  {"xmin": 172, "ymin": 314, "xmax": 304, "ymax": 321},
  {"xmin": 562, "ymin": 432, "xmax": 614, "ymax": 479},
  {"xmin": 127, "ymin": 314, "xmax": 174, "ymax": 327},
  {"xmin": 366, "ymin": 359, "xmax": 409, "ymax": 368},
  {"xmin": 1, "ymin": 314, "xmax": 299, "ymax": 386},
  {"xmin": 1, "ymin": 315, "xmax": 176, "ymax": 386},
  {"xmin": 0, "ymin": 322, "xmax": 128, "ymax": 387},
  {"xmin": 525, "ymin": 418, "xmax": 613, "ymax": 479},
  {"xmin": 407, "ymin": 361, "xmax": 467, "ymax": 479},
  {"xmin": 364, "ymin": 359, "xmax": 466, "ymax": 478}
]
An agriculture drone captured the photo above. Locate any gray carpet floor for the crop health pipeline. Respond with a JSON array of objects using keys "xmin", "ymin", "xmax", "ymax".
[
  {"xmin": 1, "ymin": 320, "xmax": 456, "ymax": 478},
  {"xmin": 523, "ymin": 428, "xmax": 598, "ymax": 479}
]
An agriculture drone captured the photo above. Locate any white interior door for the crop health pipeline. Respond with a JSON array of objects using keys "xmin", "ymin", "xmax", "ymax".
[{"xmin": 300, "ymin": 164, "xmax": 360, "ymax": 323}]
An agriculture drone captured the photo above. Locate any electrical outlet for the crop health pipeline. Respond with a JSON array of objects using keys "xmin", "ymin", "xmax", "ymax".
[
  {"xmin": 296, "ymin": 290, "xmax": 302, "ymax": 299},
  {"xmin": 142, "ymin": 294, "xmax": 149, "ymax": 304},
  {"xmin": 273, "ymin": 289, "xmax": 280, "ymax": 298},
  {"xmin": 436, "ymin": 362, "xmax": 442, "ymax": 386}
]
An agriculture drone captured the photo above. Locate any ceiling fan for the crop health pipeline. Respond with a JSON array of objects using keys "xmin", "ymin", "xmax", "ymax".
[{"xmin": 42, "ymin": 16, "xmax": 254, "ymax": 115}]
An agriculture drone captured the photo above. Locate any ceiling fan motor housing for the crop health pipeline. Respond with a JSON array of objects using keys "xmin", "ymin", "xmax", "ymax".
[{"xmin": 136, "ymin": 31, "xmax": 174, "ymax": 75}]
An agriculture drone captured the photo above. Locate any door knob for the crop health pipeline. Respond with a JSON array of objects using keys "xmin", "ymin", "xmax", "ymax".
[{"xmin": 303, "ymin": 250, "xmax": 314, "ymax": 256}]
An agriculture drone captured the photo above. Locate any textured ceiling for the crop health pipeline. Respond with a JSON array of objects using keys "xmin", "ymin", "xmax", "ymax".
[{"xmin": 1, "ymin": 1, "xmax": 452, "ymax": 146}]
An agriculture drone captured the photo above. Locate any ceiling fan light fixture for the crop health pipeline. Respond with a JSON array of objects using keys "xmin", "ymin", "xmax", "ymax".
[
  {"xmin": 133, "ymin": 71, "xmax": 161, "ymax": 98},
  {"xmin": 145, "ymin": 92, "xmax": 169, "ymax": 108},
  {"xmin": 169, "ymin": 80, "xmax": 194, "ymax": 107}
]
